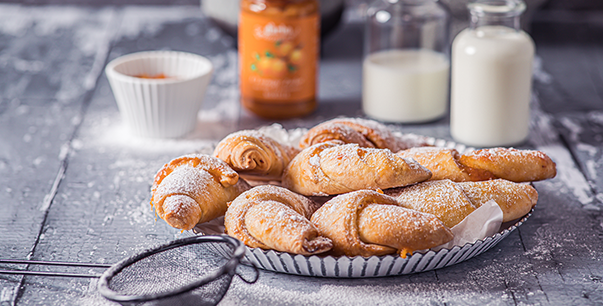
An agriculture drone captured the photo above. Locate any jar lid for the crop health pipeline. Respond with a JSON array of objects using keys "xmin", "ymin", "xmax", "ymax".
[{"xmin": 468, "ymin": 0, "xmax": 526, "ymax": 17}]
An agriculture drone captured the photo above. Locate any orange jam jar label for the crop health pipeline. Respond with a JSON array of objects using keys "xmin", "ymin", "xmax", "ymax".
[{"xmin": 239, "ymin": 5, "xmax": 319, "ymax": 104}]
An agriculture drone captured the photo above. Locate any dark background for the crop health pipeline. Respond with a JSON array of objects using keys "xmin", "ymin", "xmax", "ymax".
[{"xmin": 1, "ymin": 0, "xmax": 601, "ymax": 10}]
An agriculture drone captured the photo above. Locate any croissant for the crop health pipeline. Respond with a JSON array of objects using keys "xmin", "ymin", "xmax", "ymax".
[
  {"xmin": 392, "ymin": 180, "xmax": 477, "ymax": 228},
  {"xmin": 151, "ymin": 154, "xmax": 250, "ymax": 230},
  {"xmin": 282, "ymin": 142, "xmax": 432, "ymax": 196},
  {"xmin": 213, "ymin": 130, "xmax": 299, "ymax": 181},
  {"xmin": 458, "ymin": 148, "xmax": 557, "ymax": 182},
  {"xmin": 458, "ymin": 179, "xmax": 538, "ymax": 222},
  {"xmin": 299, "ymin": 117, "xmax": 431, "ymax": 152},
  {"xmin": 224, "ymin": 185, "xmax": 332, "ymax": 255},
  {"xmin": 310, "ymin": 190, "xmax": 453, "ymax": 257},
  {"xmin": 397, "ymin": 147, "xmax": 495, "ymax": 182}
]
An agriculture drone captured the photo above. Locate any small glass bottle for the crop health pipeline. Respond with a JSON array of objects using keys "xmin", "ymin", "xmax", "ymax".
[
  {"xmin": 363, "ymin": 0, "xmax": 450, "ymax": 123},
  {"xmin": 450, "ymin": 0, "xmax": 534, "ymax": 147},
  {"xmin": 239, "ymin": 0, "xmax": 320, "ymax": 119}
]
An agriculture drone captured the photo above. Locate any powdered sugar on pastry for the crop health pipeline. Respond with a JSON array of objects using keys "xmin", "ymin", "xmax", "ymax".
[
  {"xmin": 151, "ymin": 154, "xmax": 250, "ymax": 230},
  {"xmin": 311, "ymin": 190, "xmax": 453, "ymax": 257},
  {"xmin": 213, "ymin": 130, "xmax": 299, "ymax": 181},
  {"xmin": 224, "ymin": 185, "xmax": 332, "ymax": 255},
  {"xmin": 459, "ymin": 148, "xmax": 557, "ymax": 182},
  {"xmin": 299, "ymin": 117, "xmax": 431, "ymax": 152},
  {"xmin": 394, "ymin": 180, "xmax": 476, "ymax": 228},
  {"xmin": 282, "ymin": 143, "xmax": 432, "ymax": 196},
  {"xmin": 458, "ymin": 179, "xmax": 538, "ymax": 222}
]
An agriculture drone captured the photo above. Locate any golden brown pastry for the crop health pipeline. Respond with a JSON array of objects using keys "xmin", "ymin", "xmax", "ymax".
[
  {"xmin": 458, "ymin": 148, "xmax": 557, "ymax": 182},
  {"xmin": 310, "ymin": 190, "xmax": 453, "ymax": 257},
  {"xmin": 458, "ymin": 179, "xmax": 538, "ymax": 222},
  {"xmin": 397, "ymin": 147, "xmax": 556, "ymax": 183},
  {"xmin": 224, "ymin": 185, "xmax": 332, "ymax": 255},
  {"xmin": 392, "ymin": 180, "xmax": 477, "ymax": 228},
  {"xmin": 151, "ymin": 154, "xmax": 250, "ymax": 230},
  {"xmin": 397, "ymin": 147, "xmax": 495, "ymax": 182},
  {"xmin": 282, "ymin": 142, "xmax": 432, "ymax": 196},
  {"xmin": 213, "ymin": 130, "xmax": 299, "ymax": 181},
  {"xmin": 299, "ymin": 117, "xmax": 431, "ymax": 152}
]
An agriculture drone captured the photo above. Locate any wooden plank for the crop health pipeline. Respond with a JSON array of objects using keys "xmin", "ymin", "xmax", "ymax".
[
  {"xmin": 10, "ymin": 5, "xmax": 241, "ymax": 305},
  {"xmin": 0, "ymin": 5, "xmax": 116, "ymax": 305}
]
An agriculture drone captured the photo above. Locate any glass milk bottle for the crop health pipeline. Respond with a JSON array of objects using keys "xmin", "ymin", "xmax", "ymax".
[
  {"xmin": 450, "ymin": 0, "xmax": 534, "ymax": 147},
  {"xmin": 363, "ymin": 0, "xmax": 449, "ymax": 123}
]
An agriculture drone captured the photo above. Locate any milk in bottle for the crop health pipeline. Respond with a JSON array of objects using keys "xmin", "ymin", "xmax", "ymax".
[{"xmin": 450, "ymin": 0, "xmax": 534, "ymax": 147}]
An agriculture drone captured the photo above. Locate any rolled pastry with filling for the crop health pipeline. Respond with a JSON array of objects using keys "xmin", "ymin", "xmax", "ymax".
[
  {"xmin": 311, "ymin": 190, "xmax": 453, "ymax": 257},
  {"xmin": 392, "ymin": 180, "xmax": 477, "ymax": 228},
  {"xmin": 282, "ymin": 142, "xmax": 432, "ymax": 196},
  {"xmin": 458, "ymin": 148, "xmax": 557, "ymax": 182},
  {"xmin": 397, "ymin": 147, "xmax": 556, "ymax": 183},
  {"xmin": 458, "ymin": 179, "xmax": 538, "ymax": 222},
  {"xmin": 224, "ymin": 185, "xmax": 332, "ymax": 255},
  {"xmin": 397, "ymin": 147, "xmax": 495, "ymax": 182},
  {"xmin": 213, "ymin": 130, "xmax": 299, "ymax": 181},
  {"xmin": 299, "ymin": 117, "xmax": 430, "ymax": 152},
  {"xmin": 151, "ymin": 154, "xmax": 250, "ymax": 230}
]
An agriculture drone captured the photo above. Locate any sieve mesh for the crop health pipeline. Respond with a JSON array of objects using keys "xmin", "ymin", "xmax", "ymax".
[
  {"xmin": 98, "ymin": 235, "xmax": 254, "ymax": 306},
  {"xmin": 107, "ymin": 241, "xmax": 232, "ymax": 297}
]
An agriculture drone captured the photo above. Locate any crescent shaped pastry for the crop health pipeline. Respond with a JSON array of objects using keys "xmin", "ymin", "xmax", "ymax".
[
  {"xmin": 224, "ymin": 185, "xmax": 332, "ymax": 255},
  {"xmin": 282, "ymin": 142, "xmax": 432, "ymax": 196},
  {"xmin": 458, "ymin": 179, "xmax": 538, "ymax": 222},
  {"xmin": 397, "ymin": 147, "xmax": 496, "ymax": 182},
  {"xmin": 458, "ymin": 148, "xmax": 557, "ymax": 182},
  {"xmin": 310, "ymin": 190, "xmax": 453, "ymax": 257},
  {"xmin": 299, "ymin": 117, "xmax": 430, "ymax": 152},
  {"xmin": 393, "ymin": 180, "xmax": 477, "ymax": 228},
  {"xmin": 151, "ymin": 154, "xmax": 250, "ymax": 230},
  {"xmin": 213, "ymin": 130, "xmax": 300, "ymax": 181}
]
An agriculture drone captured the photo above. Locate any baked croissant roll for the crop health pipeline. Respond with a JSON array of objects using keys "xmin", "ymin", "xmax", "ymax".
[
  {"xmin": 224, "ymin": 185, "xmax": 332, "ymax": 255},
  {"xmin": 458, "ymin": 179, "xmax": 538, "ymax": 222},
  {"xmin": 397, "ymin": 147, "xmax": 496, "ymax": 182},
  {"xmin": 397, "ymin": 147, "xmax": 556, "ymax": 183},
  {"xmin": 310, "ymin": 190, "xmax": 453, "ymax": 257},
  {"xmin": 299, "ymin": 117, "xmax": 430, "ymax": 152},
  {"xmin": 458, "ymin": 148, "xmax": 557, "ymax": 182},
  {"xmin": 151, "ymin": 154, "xmax": 250, "ymax": 230},
  {"xmin": 392, "ymin": 180, "xmax": 477, "ymax": 228},
  {"xmin": 213, "ymin": 130, "xmax": 299, "ymax": 181},
  {"xmin": 282, "ymin": 142, "xmax": 432, "ymax": 196}
]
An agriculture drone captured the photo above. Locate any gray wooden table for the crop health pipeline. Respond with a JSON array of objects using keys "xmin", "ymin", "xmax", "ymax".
[{"xmin": 0, "ymin": 3, "xmax": 602, "ymax": 305}]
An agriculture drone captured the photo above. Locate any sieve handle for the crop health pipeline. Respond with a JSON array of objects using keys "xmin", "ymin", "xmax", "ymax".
[
  {"xmin": 0, "ymin": 259, "xmax": 111, "ymax": 278},
  {"xmin": 235, "ymin": 262, "xmax": 259, "ymax": 284},
  {"xmin": 0, "ymin": 269, "xmax": 102, "ymax": 278}
]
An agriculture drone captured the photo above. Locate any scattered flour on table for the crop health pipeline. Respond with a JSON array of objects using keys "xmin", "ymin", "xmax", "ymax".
[
  {"xmin": 587, "ymin": 111, "xmax": 603, "ymax": 125},
  {"xmin": 559, "ymin": 117, "xmax": 582, "ymax": 143},
  {"xmin": 536, "ymin": 145, "xmax": 593, "ymax": 206},
  {"xmin": 117, "ymin": 6, "xmax": 200, "ymax": 41},
  {"xmin": 223, "ymin": 278, "xmax": 518, "ymax": 306},
  {"xmin": 531, "ymin": 104, "xmax": 594, "ymax": 207},
  {"xmin": 86, "ymin": 116, "xmax": 215, "ymax": 155}
]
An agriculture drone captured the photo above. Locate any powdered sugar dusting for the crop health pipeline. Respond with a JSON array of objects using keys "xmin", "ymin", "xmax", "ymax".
[
  {"xmin": 154, "ymin": 165, "xmax": 209, "ymax": 203},
  {"xmin": 396, "ymin": 180, "xmax": 476, "ymax": 228},
  {"xmin": 258, "ymin": 123, "xmax": 307, "ymax": 149},
  {"xmin": 531, "ymin": 98, "xmax": 594, "ymax": 207},
  {"xmin": 85, "ymin": 115, "xmax": 215, "ymax": 154},
  {"xmin": 308, "ymin": 154, "xmax": 320, "ymax": 167}
]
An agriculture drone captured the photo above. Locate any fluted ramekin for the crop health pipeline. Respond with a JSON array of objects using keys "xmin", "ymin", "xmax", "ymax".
[{"xmin": 105, "ymin": 51, "xmax": 213, "ymax": 138}]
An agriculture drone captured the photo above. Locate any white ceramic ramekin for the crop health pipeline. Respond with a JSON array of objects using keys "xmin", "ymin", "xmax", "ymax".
[{"xmin": 105, "ymin": 51, "xmax": 213, "ymax": 138}]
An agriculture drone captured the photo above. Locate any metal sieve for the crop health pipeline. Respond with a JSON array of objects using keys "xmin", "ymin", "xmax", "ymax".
[{"xmin": 0, "ymin": 235, "xmax": 258, "ymax": 306}]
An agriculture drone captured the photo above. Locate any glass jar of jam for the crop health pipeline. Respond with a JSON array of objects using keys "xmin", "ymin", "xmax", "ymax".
[{"xmin": 239, "ymin": 0, "xmax": 319, "ymax": 119}]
